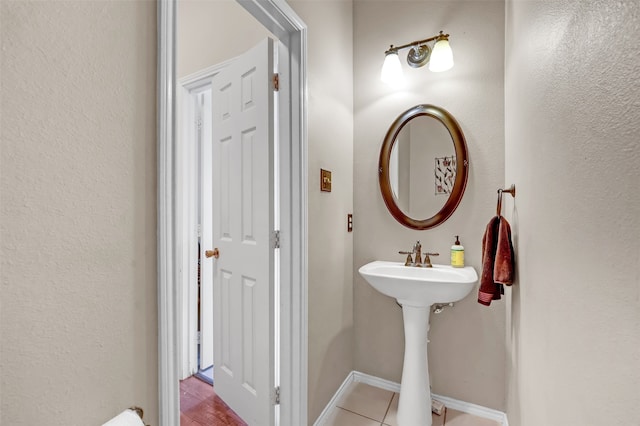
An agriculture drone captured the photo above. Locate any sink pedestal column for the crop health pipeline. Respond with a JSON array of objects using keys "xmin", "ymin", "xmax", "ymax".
[{"xmin": 397, "ymin": 304, "xmax": 431, "ymax": 426}]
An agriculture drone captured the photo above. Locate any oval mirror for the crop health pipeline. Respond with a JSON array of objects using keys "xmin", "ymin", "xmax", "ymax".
[{"xmin": 379, "ymin": 104, "xmax": 469, "ymax": 230}]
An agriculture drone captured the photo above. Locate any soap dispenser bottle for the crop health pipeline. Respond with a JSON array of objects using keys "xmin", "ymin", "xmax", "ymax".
[{"xmin": 451, "ymin": 235, "xmax": 464, "ymax": 267}]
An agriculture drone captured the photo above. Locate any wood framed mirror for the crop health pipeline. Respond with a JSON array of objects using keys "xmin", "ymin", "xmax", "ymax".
[{"xmin": 379, "ymin": 104, "xmax": 469, "ymax": 230}]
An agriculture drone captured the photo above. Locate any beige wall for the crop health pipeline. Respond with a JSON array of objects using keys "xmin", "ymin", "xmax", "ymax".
[
  {"xmin": 177, "ymin": 0, "xmax": 271, "ymax": 78},
  {"xmin": 0, "ymin": 1, "xmax": 158, "ymax": 425},
  {"xmin": 353, "ymin": 0, "xmax": 506, "ymax": 411},
  {"xmin": 288, "ymin": 1, "xmax": 354, "ymax": 422},
  {"xmin": 504, "ymin": 1, "xmax": 640, "ymax": 425}
]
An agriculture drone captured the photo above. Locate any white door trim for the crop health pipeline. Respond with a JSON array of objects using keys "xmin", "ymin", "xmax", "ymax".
[{"xmin": 157, "ymin": 1, "xmax": 308, "ymax": 425}]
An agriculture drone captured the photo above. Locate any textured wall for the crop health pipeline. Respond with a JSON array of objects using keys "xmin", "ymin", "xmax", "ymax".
[
  {"xmin": 288, "ymin": 1, "xmax": 355, "ymax": 422},
  {"xmin": 0, "ymin": 1, "xmax": 158, "ymax": 425},
  {"xmin": 353, "ymin": 0, "xmax": 506, "ymax": 411},
  {"xmin": 505, "ymin": 0, "xmax": 640, "ymax": 425}
]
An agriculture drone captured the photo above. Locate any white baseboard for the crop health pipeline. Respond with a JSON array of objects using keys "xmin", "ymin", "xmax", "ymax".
[
  {"xmin": 313, "ymin": 371, "xmax": 509, "ymax": 426},
  {"xmin": 312, "ymin": 372, "xmax": 357, "ymax": 426},
  {"xmin": 428, "ymin": 392, "xmax": 508, "ymax": 426}
]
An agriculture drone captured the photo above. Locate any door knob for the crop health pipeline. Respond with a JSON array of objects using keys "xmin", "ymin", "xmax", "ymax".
[{"xmin": 205, "ymin": 248, "xmax": 220, "ymax": 259}]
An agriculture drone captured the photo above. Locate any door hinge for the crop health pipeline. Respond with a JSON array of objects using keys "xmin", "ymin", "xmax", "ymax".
[
  {"xmin": 272, "ymin": 230, "xmax": 281, "ymax": 249},
  {"xmin": 273, "ymin": 73, "xmax": 279, "ymax": 92},
  {"xmin": 274, "ymin": 386, "xmax": 280, "ymax": 405},
  {"xmin": 196, "ymin": 331, "xmax": 201, "ymax": 345},
  {"xmin": 195, "ymin": 118, "xmax": 202, "ymax": 131}
]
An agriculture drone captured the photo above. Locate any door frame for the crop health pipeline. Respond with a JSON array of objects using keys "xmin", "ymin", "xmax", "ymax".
[{"xmin": 157, "ymin": 1, "xmax": 308, "ymax": 425}]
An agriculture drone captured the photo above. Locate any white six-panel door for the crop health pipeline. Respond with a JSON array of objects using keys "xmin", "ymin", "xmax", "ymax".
[{"xmin": 209, "ymin": 38, "xmax": 275, "ymax": 426}]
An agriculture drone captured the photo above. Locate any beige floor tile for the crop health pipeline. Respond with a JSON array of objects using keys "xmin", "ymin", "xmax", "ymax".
[
  {"xmin": 336, "ymin": 382, "xmax": 394, "ymax": 421},
  {"xmin": 444, "ymin": 408, "xmax": 501, "ymax": 426},
  {"xmin": 382, "ymin": 393, "xmax": 445, "ymax": 426},
  {"xmin": 324, "ymin": 407, "xmax": 382, "ymax": 426}
]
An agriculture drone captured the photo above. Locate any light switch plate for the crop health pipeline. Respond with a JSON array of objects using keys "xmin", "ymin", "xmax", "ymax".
[{"xmin": 320, "ymin": 169, "xmax": 332, "ymax": 192}]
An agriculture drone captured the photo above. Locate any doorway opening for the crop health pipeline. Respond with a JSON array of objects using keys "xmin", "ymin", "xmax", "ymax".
[
  {"xmin": 158, "ymin": 1, "xmax": 308, "ymax": 425},
  {"xmin": 184, "ymin": 85, "xmax": 214, "ymax": 387},
  {"xmin": 177, "ymin": 38, "xmax": 281, "ymax": 425}
]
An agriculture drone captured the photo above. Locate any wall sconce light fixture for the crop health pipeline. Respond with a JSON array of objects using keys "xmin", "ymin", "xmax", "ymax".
[{"xmin": 381, "ymin": 31, "xmax": 454, "ymax": 87}]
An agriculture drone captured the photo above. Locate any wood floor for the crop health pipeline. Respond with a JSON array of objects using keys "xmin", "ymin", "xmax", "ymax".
[{"xmin": 180, "ymin": 376, "xmax": 247, "ymax": 426}]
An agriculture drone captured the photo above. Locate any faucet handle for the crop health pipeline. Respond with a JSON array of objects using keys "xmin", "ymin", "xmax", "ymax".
[
  {"xmin": 398, "ymin": 250, "xmax": 414, "ymax": 266},
  {"xmin": 422, "ymin": 252, "xmax": 439, "ymax": 267}
]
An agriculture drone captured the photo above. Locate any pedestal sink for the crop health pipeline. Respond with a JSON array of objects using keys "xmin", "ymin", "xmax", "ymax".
[{"xmin": 358, "ymin": 261, "xmax": 478, "ymax": 426}]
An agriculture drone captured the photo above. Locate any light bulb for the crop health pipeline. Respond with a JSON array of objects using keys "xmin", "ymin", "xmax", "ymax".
[
  {"xmin": 429, "ymin": 39, "xmax": 454, "ymax": 72},
  {"xmin": 381, "ymin": 51, "xmax": 405, "ymax": 88}
]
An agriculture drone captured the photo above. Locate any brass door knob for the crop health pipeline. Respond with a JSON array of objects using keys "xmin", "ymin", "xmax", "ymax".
[{"xmin": 205, "ymin": 248, "xmax": 219, "ymax": 259}]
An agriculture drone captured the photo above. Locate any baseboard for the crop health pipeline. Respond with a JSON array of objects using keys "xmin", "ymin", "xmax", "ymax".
[
  {"xmin": 313, "ymin": 371, "xmax": 509, "ymax": 426},
  {"xmin": 312, "ymin": 372, "xmax": 357, "ymax": 426},
  {"xmin": 428, "ymin": 392, "xmax": 508, "ymax": 426}
]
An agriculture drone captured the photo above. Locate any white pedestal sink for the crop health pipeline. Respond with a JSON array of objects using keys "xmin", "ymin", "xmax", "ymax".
[{"xmin": 358, "ymin": 261, "xmax": 478, "ymax": 426}]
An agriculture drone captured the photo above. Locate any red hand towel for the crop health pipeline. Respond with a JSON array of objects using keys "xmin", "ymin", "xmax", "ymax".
[
  {"xmin": 495, "ymin": 217, "xmax": 515, "ymax": 285},
  {"xmin": 478, "ymin": 216, "xmax": 515, "ymax": 306},
  {"xmin": 478, "ymin": 216, "xmax": 501, "ymax": 306}
]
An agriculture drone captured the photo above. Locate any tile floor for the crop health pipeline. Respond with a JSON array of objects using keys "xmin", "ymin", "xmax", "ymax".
[{"xmin": 323, "ymin": 382, "xmax": 501, "ymax": 426}]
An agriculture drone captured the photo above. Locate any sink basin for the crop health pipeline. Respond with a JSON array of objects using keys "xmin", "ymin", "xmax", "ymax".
[
  {"xmin": 358, "ymin": 261, "xmax": 478, "ymax": 307},
  {"xmin": 358, "ymin": 260, "xmax": 478, "ymax": 426}
]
